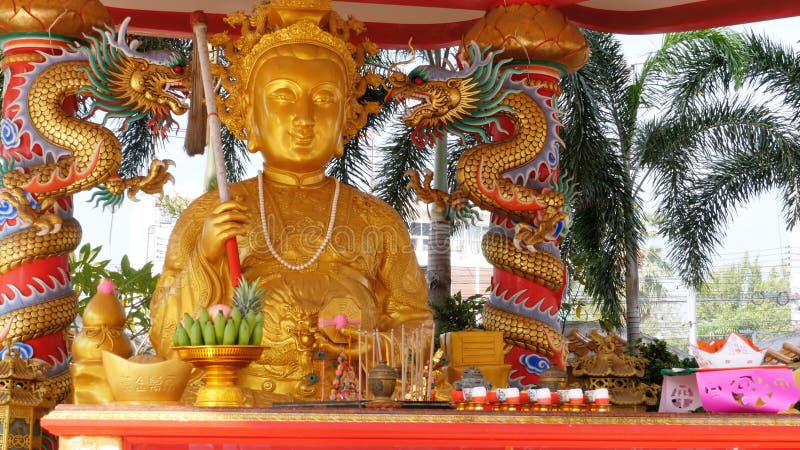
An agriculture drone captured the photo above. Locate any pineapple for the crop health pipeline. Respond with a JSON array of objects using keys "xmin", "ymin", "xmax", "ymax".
[
  {"xmin": 232, "ymin": 276, "xmax": 267, "ymax": 345},
  {"xmin": 233, "ymin": 276, "xmax": 266, "ymax": 316}
]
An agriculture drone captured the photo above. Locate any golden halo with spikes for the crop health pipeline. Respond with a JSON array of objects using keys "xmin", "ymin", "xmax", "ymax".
[{"xmin": 210, "ymin": 1, "xmax": 381, "ymax": 143}]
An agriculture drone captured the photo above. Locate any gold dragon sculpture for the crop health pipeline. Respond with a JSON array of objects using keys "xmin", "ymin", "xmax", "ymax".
[
  {"xmin": 0, "ymin": 17, "xmax": 188, "ymax": 401},
  {"xmin": 392, "ymin": 42, "xmax": 574, "ymax": 384}
]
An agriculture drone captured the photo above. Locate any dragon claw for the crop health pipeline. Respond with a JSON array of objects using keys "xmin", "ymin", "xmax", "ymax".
[
  {"xmin": 512, "ymin": 209, "xmax": 569, "ymax": 252},
  {"xmin": 0, "ymin": 188, "xmax": 64, "ymax": 235},
  {"xmin": 513, "ymin": 223, "xmax": 540, "ymax": 252},
  {"xmin": 404, "ymin": 169, "xmax": 452, "ymax": 212},
  {"xmin": 449, "ymin": 187, "xmax": 469, "ymax": 211},
  {"xmin": 100, "ymin": 159, "xmax": 176, "ymax": 207},
  {"xmin": 34, "ymin": 216, "xmax": 62, "ymax": 236}
]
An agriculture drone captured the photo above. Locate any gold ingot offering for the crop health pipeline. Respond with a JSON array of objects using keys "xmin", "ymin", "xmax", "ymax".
[
  {"xmin": 173, "ymin": 346, "xmax": 265, "ymax": 407},
  {"xmin": 367, "ymin": 361, "xmax": 398, "ymax": 408},
  {"xmin": 102, "ymin": 352, "xmax": 192, "ymax": 404}
]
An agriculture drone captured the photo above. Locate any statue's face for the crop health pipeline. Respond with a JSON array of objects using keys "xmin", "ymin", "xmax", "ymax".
[{"xmin": 248, "ymin": 49, "xmax": 346, "ymax": 173}]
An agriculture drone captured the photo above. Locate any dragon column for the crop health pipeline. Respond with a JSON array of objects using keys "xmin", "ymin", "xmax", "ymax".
[
  {"xmin": 465, "ymin": 4, "xmax": 588, "ymax": 387},
  {"xmin": 0, "ymin": 1, "xmax": 114, "ymax": 404},
  {"xmin": 393, "ymin": 4, "xmax": 587, "ymax": 388}
]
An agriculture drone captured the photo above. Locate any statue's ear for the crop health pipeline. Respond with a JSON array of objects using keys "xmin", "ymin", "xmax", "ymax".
[
  {"xmin": 334, "ymin": 136, "xmax": 344, "ymax": 158},
  {"xmin": 242, "ymin": 95, "xmax": 259, "ymax": 153}
]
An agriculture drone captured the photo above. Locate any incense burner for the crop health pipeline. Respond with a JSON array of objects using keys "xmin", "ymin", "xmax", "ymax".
[{"xmin": 367, "ymin": 361, "xmax": 398, "ymax": 406}]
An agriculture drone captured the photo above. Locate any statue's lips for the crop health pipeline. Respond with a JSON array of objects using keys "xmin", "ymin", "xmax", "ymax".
[{"xmin": 290, "ymin": 130, "xmax": 314, "ymax": 146}]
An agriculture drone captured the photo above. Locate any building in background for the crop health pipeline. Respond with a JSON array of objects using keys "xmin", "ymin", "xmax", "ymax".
[{"xmin": 409, "ymin": 205, "xmax": 493, "ymax": 299}]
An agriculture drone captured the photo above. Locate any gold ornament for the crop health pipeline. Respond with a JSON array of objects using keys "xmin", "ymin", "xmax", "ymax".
[
  {"xmin": 175, "ymin": 345, "xmax": 265, "ymax": 407},
  {"xmin": 0, "ymin": 0, "xmax": 111, "ymax": 39},
  {"xmin": 569, "ymin": 331, "xmax": 660, "ymax": 409},
  {"xmin": 463, "ymin": 3, "xmax": 589, "ymax": 74},
  {"xmin": 210, "ymin": 1, "xmax": 380, "ymax": 144},
  {"xmin": 150, "ymin": 1, "xmax": 431, "ymax": 405},
  {"xmin": 71, "ymin": 280, "xmax": 134, "ymax": 405},
  {"xmin": 102, "ymin": 353, "xmax": 192, "ymax": 405},
  {"xmin": 0, "ymin": 345, "xmax": 54, "ymax": 450}
]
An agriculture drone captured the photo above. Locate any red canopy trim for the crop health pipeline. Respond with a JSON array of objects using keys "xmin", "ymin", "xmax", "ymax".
[
  {"xmin": 562, "ymin": 0, "xmax": 800, "ymax": 35},
  {"xmin": 105, "ymin": 0, "xmax": 800, "ymax": 47}
]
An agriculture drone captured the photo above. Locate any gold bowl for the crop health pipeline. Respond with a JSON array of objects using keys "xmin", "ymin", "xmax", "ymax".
[
  {"xmin": 102, "ymin": 351, "xmax": 192, "ymax": 404},
  {"xmin": 173, "ymin": 345, "xmax": 265, "ymax": 407}
]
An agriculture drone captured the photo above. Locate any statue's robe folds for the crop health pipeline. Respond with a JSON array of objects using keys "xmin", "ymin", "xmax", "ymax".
[{"xmin": 149, "ymin": 176, "xmax": 431, "ymax": 403}]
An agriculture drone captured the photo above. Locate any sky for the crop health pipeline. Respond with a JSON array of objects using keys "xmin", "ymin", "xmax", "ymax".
[{"xmin": 72, "ymin": 15, "xmax": 800, "ymax": 275}]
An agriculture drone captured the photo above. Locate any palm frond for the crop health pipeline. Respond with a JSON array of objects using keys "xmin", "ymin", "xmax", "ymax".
[
  {"xmin": 220, "ymin": 123, "xmax": 250, "ymax": 183},
  {"xmin": 330, "ymin": 50, "xmax": 413, "ymax": 191},
  {"xmin": 744, "ymin": 32, "xmax": 800, "ymax": 113},
  {"xmin": 650, "ymin": 29, "xmax": 749, "ymax": 114},
  {"xmin": 373, "ymin": 123, "xmax": 430, "ymax": 225},
  {"xmin": 559, "ymin": 30, "xmax": 646, "ymax": 327},
  {"xmin": 117, "ymin": 116, "xmax": 158, "ymax": 179},
  {"xmin": 578, "ymin": 31, "xmax": 637, "ymax": 156},
  {"xmin": 645, "ymin": 98, "xmax": 798, "ymax": 288}
]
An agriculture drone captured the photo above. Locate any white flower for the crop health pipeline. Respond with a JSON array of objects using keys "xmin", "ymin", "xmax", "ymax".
[{"xmin": 0, "ymin": 118, "xmax": 20, "ymax": 149}]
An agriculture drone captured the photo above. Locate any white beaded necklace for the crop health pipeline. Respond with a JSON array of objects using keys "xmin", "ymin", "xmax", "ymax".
[{"xmin": 257, "ymin": 170, "xmax": 340, "ymax": 271}]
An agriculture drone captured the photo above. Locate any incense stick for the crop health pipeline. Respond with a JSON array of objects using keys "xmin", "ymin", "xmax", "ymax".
[
  {"xmin": 401, "ymin": 325, "xmax": 406, "ymax": 400},
  {"xmin": 427, "ymin": 323, "xmax": 436, "ymax": 400},
  {"xmin": 390, "ymin": 329, "xmax": 395, "ymax": 368}
]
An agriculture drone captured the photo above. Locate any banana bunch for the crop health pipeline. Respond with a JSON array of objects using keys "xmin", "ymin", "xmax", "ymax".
[{"xmin": 172, "ymin": 307, "xmax": 264, "ymax": 347}]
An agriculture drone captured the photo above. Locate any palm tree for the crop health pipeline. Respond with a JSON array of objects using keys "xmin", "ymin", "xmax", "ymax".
[
  {"xmin": 560, "ymin": 29, "xmax": 799, "ymax": 346},
  {"xmin": 560, "ymin": 31, "xmax": 644, "ymax": 340},
  {"xmin": 653, "ymin": 32, "xmax": 800, "ymax": 289},
  {"xmin": 371, "ymin": 48, "xmax": 475, "ymax": 310}
]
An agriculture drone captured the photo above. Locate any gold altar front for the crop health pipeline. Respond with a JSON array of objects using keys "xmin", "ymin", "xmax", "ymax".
[{"xmin": 42, "ymin": 405, "xmax": 800, "ymax": 449}]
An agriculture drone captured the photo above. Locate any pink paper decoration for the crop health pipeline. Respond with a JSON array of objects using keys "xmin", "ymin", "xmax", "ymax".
[
  {"xmin": 695, "ymin": 366, "xmax": 800, "ymax": 413},
  {"xmin": 659, "ymin": 373, "xmax": 702, "ymax": 413}
]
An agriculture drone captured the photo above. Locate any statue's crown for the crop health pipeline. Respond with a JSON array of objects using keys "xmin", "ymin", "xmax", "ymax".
[{"xmin": 210, "ymin": 0, "xmax": 381, "ymax": 142}]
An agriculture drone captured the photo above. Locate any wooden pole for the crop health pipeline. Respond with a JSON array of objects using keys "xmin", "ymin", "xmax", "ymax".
[{"xmin": 191, "ymin": 11, "xmax": 242, "ymax": 286}]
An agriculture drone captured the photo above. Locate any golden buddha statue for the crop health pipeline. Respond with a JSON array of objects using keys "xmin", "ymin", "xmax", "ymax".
[{"xmin": 149, "ymin": 1, "xmax": 432, "ymax": 404}]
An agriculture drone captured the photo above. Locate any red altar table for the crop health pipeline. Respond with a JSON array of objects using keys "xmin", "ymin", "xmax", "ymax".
[{"xmin": 42, "ymin": 404, "xmax": 800, "ymax": 449}]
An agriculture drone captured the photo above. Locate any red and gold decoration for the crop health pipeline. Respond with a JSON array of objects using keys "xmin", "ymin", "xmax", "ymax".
[
  {"xmin": 0, "ymin": 0, "xmax": 187, "ymax": 408},
  {"xmin": 99, "ymin": 1, "xmax": 800, "ymax": 47},
  {"xmin": 395, "ymin": 3, "xmax": 588, "ymax": 388},
  {"xmin": 0, "ymin": 0, "xmax": 795, "ymax": 448},
  {"xmin": 0, "ymin": 344, "xmax": 54, "ymax": 450}
]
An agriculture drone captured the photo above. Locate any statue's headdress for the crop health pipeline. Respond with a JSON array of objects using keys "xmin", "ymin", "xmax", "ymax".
[{"xmin": 210, "ymin": 0, "xmax": 382, "ymax": 143}]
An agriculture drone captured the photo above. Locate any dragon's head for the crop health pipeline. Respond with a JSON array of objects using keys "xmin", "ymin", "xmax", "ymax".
[
  {"xmin": 77, "ymin": 18, "xmax": 189, "ymax": 136},
  {"xmin": 125, "ymin": 48, "xmax": 190, "ymax": 118},
  {"xmin": 389, "ymin": 42, "xmax": 521, "ymax": 147}
]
